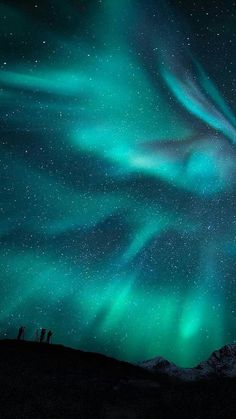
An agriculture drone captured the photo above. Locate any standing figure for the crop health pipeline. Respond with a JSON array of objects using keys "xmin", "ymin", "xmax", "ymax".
[
  {"xmin": 40, "ymin": 328, "xmax": 46, "ymax": 343},
  {"xmin": 35, "ymin": 329, "xmax": 39, "ymax": 342},
  {"xmin": 46, "ymin": 330, "xmax": 53, "ymax": 344},
  {"xmin": 17, "ymin": 326, "xmax": 25, "ymax": 340}
]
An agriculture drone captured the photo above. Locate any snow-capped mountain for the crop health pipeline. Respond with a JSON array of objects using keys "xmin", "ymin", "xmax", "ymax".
[
  {"xmin": 140, "ymin": 344, "xmax": 236, "ymax": 381},
  {"xmin": 196, "ymin": 344, "xmax": 236, "ymax": 378}
]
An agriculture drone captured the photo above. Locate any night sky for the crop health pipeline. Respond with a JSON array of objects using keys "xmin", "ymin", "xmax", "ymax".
[{"xmin": 1, "ymin": 0, "xmax": 236, "ymax": 367}]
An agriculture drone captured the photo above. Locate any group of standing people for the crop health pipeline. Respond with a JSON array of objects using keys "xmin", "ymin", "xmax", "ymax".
[
  {"xmin": 36, "ymin": 328, "xmax": 53, "ymax": 344},
  {"xmin": 17, "ymin": 326, "xmax": 53, "ymax": 344}
]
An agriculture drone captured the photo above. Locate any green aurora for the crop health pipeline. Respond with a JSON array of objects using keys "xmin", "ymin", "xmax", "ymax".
[{"xmin": 1, "ymin": 0, "xmax": 236, "ymax": 366}]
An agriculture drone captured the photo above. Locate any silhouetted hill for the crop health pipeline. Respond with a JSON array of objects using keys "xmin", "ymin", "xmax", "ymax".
[{"xmin": 0, "ymin": 340, "xmax": 236, "ymax": 418}]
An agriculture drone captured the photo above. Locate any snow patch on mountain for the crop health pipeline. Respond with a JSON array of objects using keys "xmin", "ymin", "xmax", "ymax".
[{"xmin": 140, "ymin": 344, "xmax": 236, "ymax": 381}]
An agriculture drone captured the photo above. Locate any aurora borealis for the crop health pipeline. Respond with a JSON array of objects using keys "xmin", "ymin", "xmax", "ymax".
[{"xmin": 1, "ymin": 0, "xmax": 236, "ymax": 367}]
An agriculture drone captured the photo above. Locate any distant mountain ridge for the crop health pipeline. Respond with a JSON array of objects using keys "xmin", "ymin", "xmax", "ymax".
[
  {"xmin": 1, "ymin": 340, "xmax": 236, "ymax": 417},
  {"xmin": 140, "ymin": 344, "xmax": 236, "ymax": 381}
]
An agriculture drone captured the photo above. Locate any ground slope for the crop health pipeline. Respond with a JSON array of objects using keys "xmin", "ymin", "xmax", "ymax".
[{"xmin": 0, "ymin": 340, "xmax": 236, "ymax": 418}]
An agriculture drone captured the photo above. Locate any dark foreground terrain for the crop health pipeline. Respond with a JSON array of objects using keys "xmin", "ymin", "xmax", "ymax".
[{"xmin": 0, "ymin": 340, "xmax": 235, "ymax": 418}]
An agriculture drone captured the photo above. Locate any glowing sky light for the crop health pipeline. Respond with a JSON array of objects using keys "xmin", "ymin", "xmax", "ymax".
[{"xmin": 1, "ymin": 0, "xmax": 236, "ymax": 367}]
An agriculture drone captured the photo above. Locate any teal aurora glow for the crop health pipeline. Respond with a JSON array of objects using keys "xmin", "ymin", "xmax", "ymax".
[{"xmin": 1, "ymin": 0, "xmax": 236, "ymax": 367}]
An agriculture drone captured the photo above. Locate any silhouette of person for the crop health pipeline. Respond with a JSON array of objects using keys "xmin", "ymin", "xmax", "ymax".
[
  {"xmin": 46, "ymin": 330, "xmax": 53, "ymax": 344},
  {"xmin": 35, "ymin": 329, "xmax": 39, "ymax": 342},
  {"xmin": 17, "ymin": 326, "xmax": 25, "ymax": 340},
  {"xmin": 40, "ymin": 328, "xmax": 46, "ymax": 343}
]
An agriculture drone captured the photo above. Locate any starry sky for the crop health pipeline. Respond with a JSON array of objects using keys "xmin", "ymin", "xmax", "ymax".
[{"xmin": 1, "ymin": 0, "xmax": 236, "ymax": 367}]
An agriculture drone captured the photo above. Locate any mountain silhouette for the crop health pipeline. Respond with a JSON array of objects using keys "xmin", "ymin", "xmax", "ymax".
[{"xmin": 0, "ymin": 340, "xmax": 236, "ymax": 418}]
